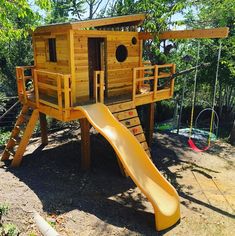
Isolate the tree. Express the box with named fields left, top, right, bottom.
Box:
left=47, top=0, right=110, bottom=23
left=184, top=0, right=235, bottom=137
left=229, top=120, right=235, bottom=145
left=47, top=0, right=73, bottom=23
left=0, top=0, right=51, bottom=95
left=0, top=0, right=51, bottom=42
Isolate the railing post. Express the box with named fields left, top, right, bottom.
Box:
left=34, top=70, right=40, bottom=108
left=16, top=67, right=22, bottom=101
left=93, top=71, right=98, bottom=102
left=64, top=75, right=70, bottom=119
left=153, top=65, right=159, bottom=99
left=133, top=68, right=137, bottom=102
left=99, top=71, right=104, bottom=103
left=170, top=64, right=176, bottom=96
left=21, top=68, right=27, bottom=103
left=57, top=74, right=62, bottom=116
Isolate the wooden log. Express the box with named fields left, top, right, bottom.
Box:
left=80, top=118, right=91, bottom=170
left=39, top=112, right=48, bottom=145
left=138, top=27, right=229, bottom=40
left=145, top=103, right=155, bottom=147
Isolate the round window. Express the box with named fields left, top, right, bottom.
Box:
left=131, top=37, right=137, bottom=45
left=116, top=45, right=128, bottom=62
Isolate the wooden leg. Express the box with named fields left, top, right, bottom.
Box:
left=80, top=118, right=91, bottom=171
left=39, top=112, right=48, bottom=145
left=11, top=110, right=39, bottom=167
left=145, top=103, right=155, bottom=147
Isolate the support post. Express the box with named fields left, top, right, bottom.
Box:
left=39, top=112, right=48, bottom=145
left=80, top=118, right=91, bottom=170
left=145, top=103, right=155, bottom=147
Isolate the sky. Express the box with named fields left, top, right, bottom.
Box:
left=30, top=0, right=186, bottom=29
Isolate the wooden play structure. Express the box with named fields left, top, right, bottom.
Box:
left=1, top=14, right=229, bottom=231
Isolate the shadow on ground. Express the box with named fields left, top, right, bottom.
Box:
left=4, top=133, right=158, bottom=235
left=2, top=131, right=234, bottom=235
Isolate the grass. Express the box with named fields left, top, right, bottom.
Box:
left=156, top=122, right=174, bottom=131
left=0, top=203, right=19, bottom=236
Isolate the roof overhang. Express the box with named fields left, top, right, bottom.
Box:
left=34, top=14, right=145, bottom=33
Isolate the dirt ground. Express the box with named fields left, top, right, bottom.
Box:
left=0, top=128, right=234, bottom=236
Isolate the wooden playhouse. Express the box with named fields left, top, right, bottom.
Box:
left=1, top=14, right=228, bottom=168
left=1, top=13, right=229, bottom=232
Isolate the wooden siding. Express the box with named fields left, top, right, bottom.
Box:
left=33, top=32, right=70, bottom=100
left=34, top=32, right=70, bottom=73
left=73, top=35, right=89, bottom=103
left=73, top=30, right=140, bottom=103
left=107, top=33, right=139, bottom=98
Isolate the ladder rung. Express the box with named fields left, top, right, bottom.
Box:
left=6, top=148, right=16, bottom=156
left=11, top=136, right=21, bottom=145
left=17, top=113, right=30, bottom=122
left=22, top=114, right=31, bottom=122
left=15, top=124, right=25, bottom=131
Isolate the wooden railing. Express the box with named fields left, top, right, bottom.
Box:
left=93, top=70, right=105, bottom=103
left=34, top=70, right=72, bottom=118
left=133, top=64, right=175, bottom=103
left=16, top=66, right=72, bottom=119
left=16, top=66, right=35, bottom=103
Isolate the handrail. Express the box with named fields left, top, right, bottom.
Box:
left=0, top=101, right=20, bottom=121
left=93, top=70, right=105, bottom=103
left=132, top=64, right=176, bottom=102
left=33, top=69, right=71, bottom=118
left=16, top=66, right=35, bottom=103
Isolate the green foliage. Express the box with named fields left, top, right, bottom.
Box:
left=46, top=0, right=76, bottom=23
left=1, top=223, right=19, bottom=236
left=0, top=204, right=19, bottom=236
left=0, top=204, right=9, bottom=218
left=0, top=131, right=11, bottom=146
left=0, top=0, right=51, bottom=43
left=0, top=0, right=51, bottom=98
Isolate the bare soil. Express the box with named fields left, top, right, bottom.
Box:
left=0, top=129, right=234, bottom=236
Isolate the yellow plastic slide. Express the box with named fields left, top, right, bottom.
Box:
left=75, top=103, right=180, bottom=231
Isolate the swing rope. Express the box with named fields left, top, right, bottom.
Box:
left=188, top=41, right=222, bottom=152
left=189, top=41, right=200, bottom=139
left=208, top=40, right=222, bottom=146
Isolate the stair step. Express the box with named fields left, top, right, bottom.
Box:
left=108, top=101, right=135, bottom=113
left=113, top=109, right=138, bottom=121
left=140, top=141, right=149, bottom=150
left=134, top=133, right=146, bottom=143
left=120, top=117, right=140, bottom=128
left=129, top=125, right=143, bottom=135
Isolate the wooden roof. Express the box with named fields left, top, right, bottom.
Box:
left=34, top=14, right=145, bottom=33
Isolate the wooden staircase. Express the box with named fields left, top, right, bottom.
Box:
left=108, top=101, right=151, bottom=157
left=1, top=105, right=39, bottom=167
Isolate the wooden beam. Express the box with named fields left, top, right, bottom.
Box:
left=39, top=112, right=48, bottom=145
left=35, top=14, right=145, bottom=33
left=80, top=118, right=91, bottom=171
left=68, top=29, right=76, bottom=106
left=138, top=27, right=229, bottom=40
left=11, top=109, right=39, bottom=167
left=145, top=103, right=155, bottom=147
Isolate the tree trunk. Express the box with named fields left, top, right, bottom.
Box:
left=229, top=120, right=235, bottom=146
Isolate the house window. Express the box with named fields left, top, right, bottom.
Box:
left=47, top=38, right=57, bottom=62
left=116, top=45, right=128, bottom=62
left=132, top=37, right=137, bottom=45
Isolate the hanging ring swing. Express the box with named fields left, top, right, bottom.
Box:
left=188, top=40, right=222, bottom=152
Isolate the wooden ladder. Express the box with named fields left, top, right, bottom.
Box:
left=1, top=105, right=39, bottom=167
left=108, top=101, right=151, bottom=176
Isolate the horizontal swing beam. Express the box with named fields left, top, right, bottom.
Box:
left=139, top=27, right=229, bottom=40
